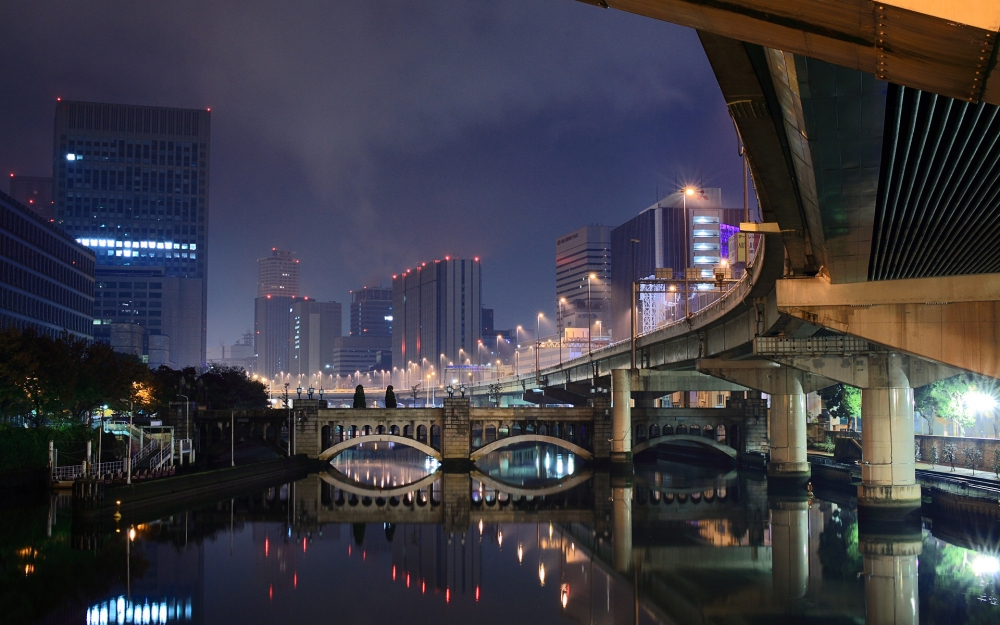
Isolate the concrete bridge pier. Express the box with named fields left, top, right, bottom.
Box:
left=860, top=530, right=921, bottom=625
left=610, top=369, right=633, bottom=467
left=697, top=360, right=834, bottom=488
left=770, top=497, right=809, bottom=602
left=857, top=355, right=920, bottom=517
left=756, top=348, right=956, bottom=518
left=611, top=479, right=633, bottom=573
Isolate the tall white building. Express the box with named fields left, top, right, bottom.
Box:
left=258, top=248, right=299, bottom=297
left=555, top=225, right=611, bottom=339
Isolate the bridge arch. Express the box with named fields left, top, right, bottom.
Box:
left=469, top=434, right=594, bottom=462
left=632, top=434, right=737, bottom=461
left=318, top=434, right=442, bottom=462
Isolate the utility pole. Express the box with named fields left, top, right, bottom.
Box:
left=630, top=238, right=639, bottom=370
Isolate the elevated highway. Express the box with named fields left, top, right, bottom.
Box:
left=472, top=1, right=1000, bottom=518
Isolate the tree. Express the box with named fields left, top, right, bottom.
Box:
left=384, top=385, right=397, bottom=409
left=818, top=384, right=861, bottom=428
left=914, top=374, right=991, bottom=436
left=963, top=446, right=983, bottom=475
left=942, top=443, right=958, bottom=471
left=353, top=385, right=366, bottom=409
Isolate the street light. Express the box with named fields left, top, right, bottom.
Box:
left=178, top=394, right=190, bottom=466
left=586, top=274, right=596, bottom=357
left=558, top=298, right=566, bottom=365
left=630, top=237, right=639, bottom=370
left=536, top=313, right=544, bottom=382
left=683, top=187, right=695, bottom=271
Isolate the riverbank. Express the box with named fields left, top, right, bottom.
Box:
left=74, top=455, right=315, bottom=521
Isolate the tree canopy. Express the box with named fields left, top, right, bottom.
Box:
left=0, top=328, right=266, bottom=427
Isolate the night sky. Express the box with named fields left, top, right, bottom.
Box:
left=0, top=0, right=750, bottom=347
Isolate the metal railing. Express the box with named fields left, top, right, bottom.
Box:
left=52, top=465, right=84, bottom=481
left=132, top=439, right=159, bottom=467
left=93, top=460, right=125, bottom=475
left=147, top=447, right=172, bottom=472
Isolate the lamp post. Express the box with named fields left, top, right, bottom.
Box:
left=126, top=398, right=134, bottom=485
left=536, top=313, right=544, bottom=382
left=630, top=237, right=639, bottom=370
left=558, top=298, right=566, bottom=365
left=178, top=393, right=190, bottom=465
left=587, top=274, right=596, bottom=357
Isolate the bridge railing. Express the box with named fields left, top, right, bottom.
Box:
left=565, top=234, right=765, bottom=362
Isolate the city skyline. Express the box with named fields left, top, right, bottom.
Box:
left=0, top=1, right=754, bottom=349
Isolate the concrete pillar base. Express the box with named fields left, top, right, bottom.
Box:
left=857, top=483, right=922, bottom=520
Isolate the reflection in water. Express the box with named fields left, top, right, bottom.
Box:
left=328, top=444, right=438, bottom=488
left=6, top=447, right=1000, bottom=624
left=475, top=443, right=578, bottom=485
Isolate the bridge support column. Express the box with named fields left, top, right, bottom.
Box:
left=698, top=360, right=832, bottom=488
left=442, top=399, right=472, bottom=471
left=858, top=354, right=920, bottom=518
left=611, top=479, right=632, bottom=573
left=768, top=388, right=809, bottom=485
left=861, top=530, right=921, bottom=625
left=770, top=497, right=809, bottom=602
left=611, top=369, right=632, bottom=466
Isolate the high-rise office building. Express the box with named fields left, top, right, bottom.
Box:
left=254, top=294, right=294, bottom=378
left=258, top=249, right=299, bottom=297
left=349, top=285, right=391, bottom=338
left=610, top=188, right=742, bottom=340
left=9, top=175, right=54, bottom=220
left=392, top=258, right=482, bottom=369
left=0, top=190, right=94, bottom=339
left=555, top=225, right=611, bottom=338
left=289, top=299, right=342, bottom=377
left=92, top=266, right=202, bottom=368
left=52, top=100, right=211, bottom=367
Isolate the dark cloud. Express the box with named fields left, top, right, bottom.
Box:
left=0, top=0, right=747, bottom=344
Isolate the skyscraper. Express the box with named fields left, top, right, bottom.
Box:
left=610, top=188, right=742, bottom=340
left=254, top=294, right=294, bottom=378
left=290, top=299, right=342, bottom=377
left=392, top=258, right=482, bottom=371
left=555, top=225, right=611, bottom=339
left=0, top=190, right=94, bottom=339
left=349, top=285, right=391, bottom=338
left=258, top=249, right=299, bottom=297
left=52, top=100, right=210, bottom=367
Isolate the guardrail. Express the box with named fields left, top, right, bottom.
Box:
left=147, top=447, right=172, bottom=472
left=52, top=465, right=84, bottom=481
left=132, top=439, right=159, bottom=466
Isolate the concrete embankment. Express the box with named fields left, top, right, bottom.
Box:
left=74, top=455, right=316, bottom=521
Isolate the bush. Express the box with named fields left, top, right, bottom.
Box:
left=810, top=436, right=836, bottom=453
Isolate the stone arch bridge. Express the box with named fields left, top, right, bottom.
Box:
left=190, top=397, right=762, bottom=468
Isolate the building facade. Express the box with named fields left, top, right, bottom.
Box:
left=289, top=299, right=342, bottom=378
left=332, top=335, right=391, bottom=376
left=92, top=265, right=202, bottom=368
left=555, top=225, right=611, bottom=339
left=254, top=295, right=294, bottom=378
left=349, top=285, right=391, bottom=338
left=392, top=258, right=481, bottom=371
left=9, top=175, right=54, bottom=220
left=258, top=248, right=299, bottom=297
left=52, top=100, right=210, bottom=367
left=0, top=190, right=94, bottom=339
left=610, top=189, right=742, bottom=340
